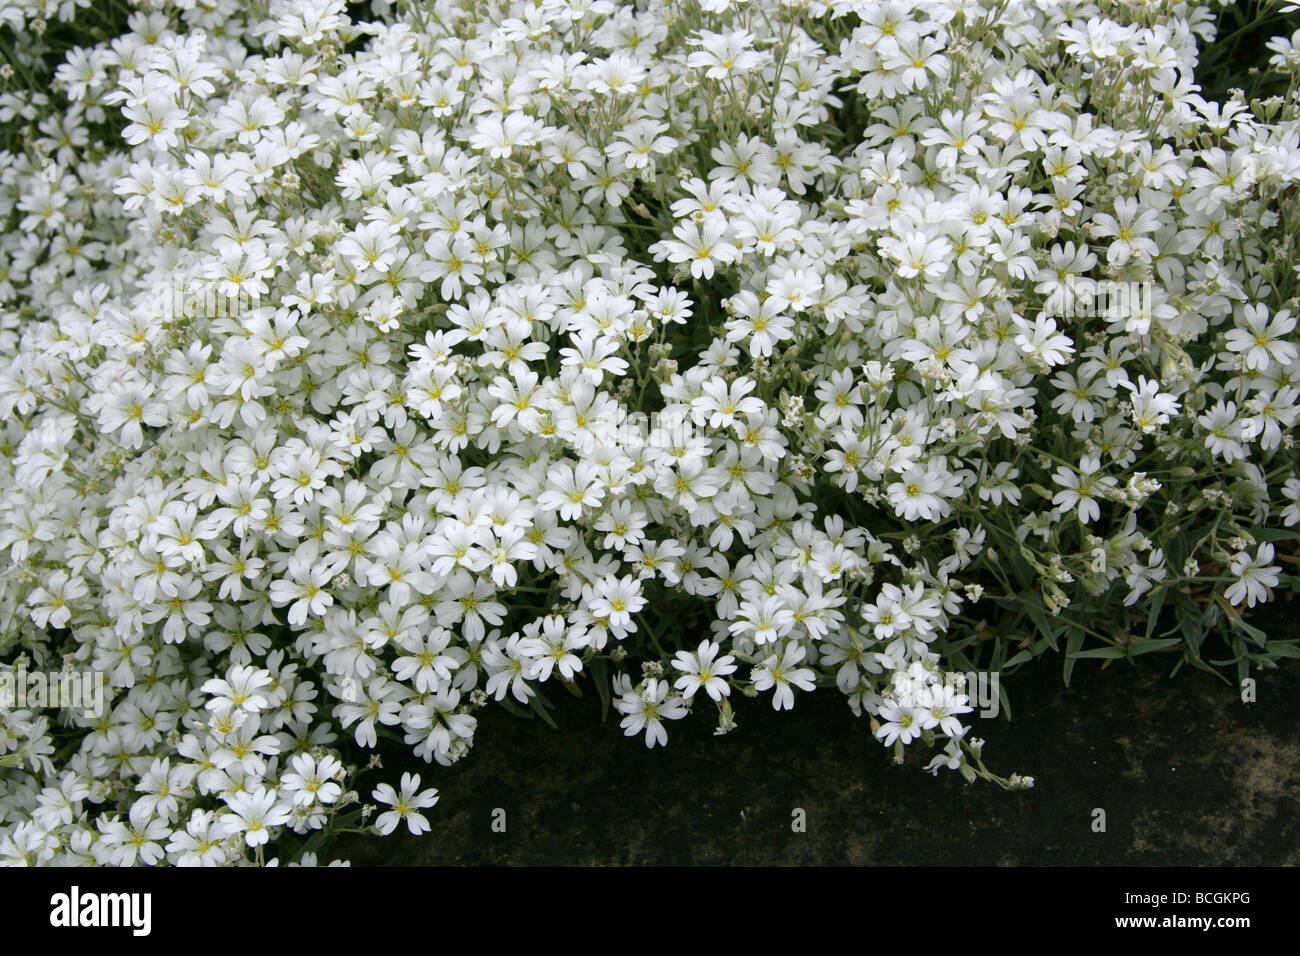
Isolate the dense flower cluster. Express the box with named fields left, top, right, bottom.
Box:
left=1, top=0, right=1298, bottom=865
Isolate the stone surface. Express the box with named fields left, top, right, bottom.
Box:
left=336, top=603, right=1300, bottom=865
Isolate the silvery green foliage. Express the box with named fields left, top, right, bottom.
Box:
left=0, top=0, right=1298, bottom=864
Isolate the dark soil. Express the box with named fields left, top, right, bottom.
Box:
left=334, top=603, right=1300, bottom=866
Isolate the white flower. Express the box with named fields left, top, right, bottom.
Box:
left=751, top=642, right=816, bottom=711
left=202, top=665, right=274, bottom=718
left=269, top=548, right=336, bottom=626
left=615, top=678, right=688, bottom=748
left=372, top=773, right=440, bottom=836
left=876, top=700, right=922, bottom=746
left=1225, top=544, right=1281, bottom=608
left=671, top=640, right=737, bottom=702
left=649, top=218, right=742, bottom=280
left=1051, top=458, right=1118, bottom=524
left=219, top=788, right=292, bottom=848
left=1224, top=304, right=1298, bottom=371
left=887, top=465, right=948, bottom=522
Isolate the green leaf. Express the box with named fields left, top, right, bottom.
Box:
left=1023, top=597, right=1053, bottom=641
left=590, top=657, right=611, bottom=722
left=1143, top=590, right=1167, bottom=641
left=1126, top=638, right=1182, bottom=655
left=1003, top=649, right=1034, bottom=668
left=529, top=691, right=559, bottom=730
left=1069, top=646, right=1127, bottom=660
left=1064, top=631, right=1085, bottom=685
left=496, top=698, right=533, bottom=721
left=1250, top=527, right=1300, bottom=543
left=1230, top=614, right=1269, bottom=648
